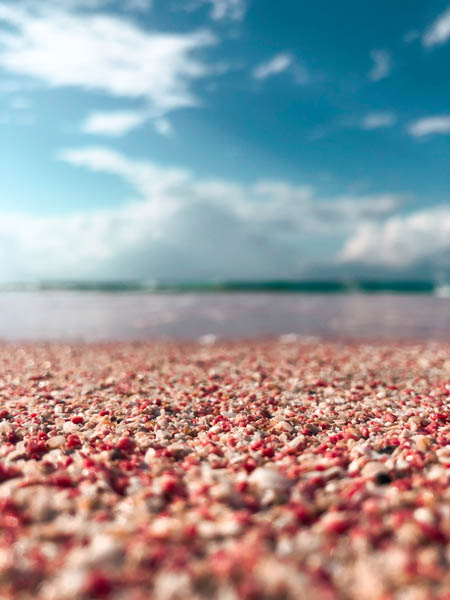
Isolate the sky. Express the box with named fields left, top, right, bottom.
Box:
left=0, top=0, right=450, bottom=282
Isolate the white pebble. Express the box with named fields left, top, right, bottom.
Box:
left=249, top=467, right=290, bottom=493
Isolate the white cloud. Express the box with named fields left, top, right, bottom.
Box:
left=59, top=147, right=191, bottom=196
left=408, top=115, right=450, bottom=137
left=253, top=53, right=293, bottom=80
left=423, top=6, right=450, bottom=47
left=190, top=0, right=247, bottom=21
left=361, top=111, right=396, bottom=130
left=0, top=146, right=406, bottom=281
left=340, top=206, right=450, bottom=267
left=81, top=110, right=174, bottom=139
left=82, top=110, right=149, bottom=136
left=252, top=52, right=309, bottom=84
left=209, top=0, right=246, bottom=21
left=368, top=49, right=392, bottom=82
left=0, top=3, right=216, bottom=134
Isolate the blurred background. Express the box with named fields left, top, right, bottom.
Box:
left=0, top=0, right=449, bottom=341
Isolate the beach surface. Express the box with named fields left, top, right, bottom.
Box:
left=1, top=339, right=450, bottom=599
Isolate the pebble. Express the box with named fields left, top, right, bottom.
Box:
left=413, top=435, right=431, bottom=452
left=63, top=421, right=79, bottom=433
left=436, top=446, right=450, bottom=465
left=361, top=461, right=389, bottom=479
left=249, top=467, right=290, bottom=493
left=47, top=435, right=66, bottom=449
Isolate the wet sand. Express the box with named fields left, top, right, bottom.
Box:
left=1, top=339, right=450, bottom=599
left=0, top=291, right=449, bottom=341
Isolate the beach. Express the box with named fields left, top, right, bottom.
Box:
left=1, top=338, right=450, bottom=599
left=3, top=0, right=450, bottom=598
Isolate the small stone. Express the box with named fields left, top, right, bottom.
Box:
left=275, top=420, right=293, bottom=433
left=249, top=467, right=290, bottom=494
left=144, top=447, right=155, bottom=464
left=414, top=435, right=431, bottom=452
left=63, top=421, right=78, bottom=433
left=414, top=507, right=435, bottom=525
left=47, top=435, right=66, bottom=449
left=436, top=446, right=450, bottom=465
left=361, top=461, right=388, bottom=479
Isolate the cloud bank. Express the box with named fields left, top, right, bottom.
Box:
left=0, top=146, right=446, bottom=281
left=340, top=206, right=450, bottom=269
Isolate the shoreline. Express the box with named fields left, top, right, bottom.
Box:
left=0, top=292, right=448, bottom=343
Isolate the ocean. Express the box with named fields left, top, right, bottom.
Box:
left=0, top=286, right=448, bottom=342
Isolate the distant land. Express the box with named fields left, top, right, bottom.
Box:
left=0, top=280, right=449, bottom=295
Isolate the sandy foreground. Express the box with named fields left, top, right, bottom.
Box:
left=0, top=340, right=450, bottom=600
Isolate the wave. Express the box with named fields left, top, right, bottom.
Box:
left=0, top=279, right=446, bottom=294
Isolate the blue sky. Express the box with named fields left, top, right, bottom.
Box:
left=0, top=0, right=449, bottom=281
